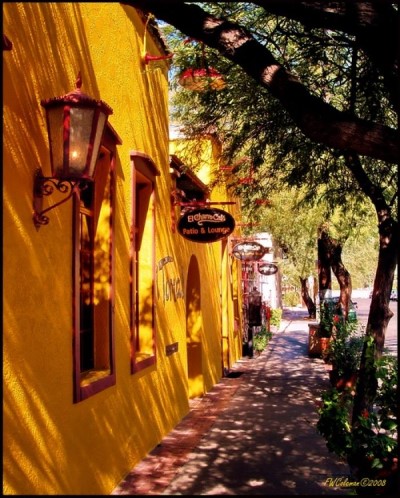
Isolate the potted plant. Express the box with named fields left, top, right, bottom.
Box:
left=308, top=323, right=332, bottom=357
left=308, top=304, right=333, bottom=357
left=253, top=326, right=272, bottom=355
left=269, top=308, right=282, bottom=332
left=327, top=319, right=364, bottom=390
left=308, top=299, right=337, bottom=357
left=177, top=39, right=226, bottom=92
left=328, top=335, right=363, bottom=389
left=178, top=67, right=225, bottom=91
left=317, top=354, right=398, bottom=495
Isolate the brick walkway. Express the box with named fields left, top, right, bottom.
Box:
left=112, top=366, right=248, bottom=495
left=112, top=308, right=350, bottom=495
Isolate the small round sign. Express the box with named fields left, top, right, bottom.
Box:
left=232, top=241, right=266, bottom=261
left=258, top=263, right=278, bottom=275
left=177, top=208, right=235, bottom=243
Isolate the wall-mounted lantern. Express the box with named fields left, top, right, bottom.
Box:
left=232, top=241, right=267, bottom=261
left=33, top=73, right=113, bottom=229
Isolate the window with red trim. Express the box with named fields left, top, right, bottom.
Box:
left=73, top=140, right=116, bottom=402
left=130, top=153, right=159, bottom=373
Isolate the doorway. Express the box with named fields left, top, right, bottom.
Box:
left=186, top=255, right=204, bottom=398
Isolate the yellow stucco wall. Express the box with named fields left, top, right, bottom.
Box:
left=3, top=3, right=243, bottom=495
left=169, top=137, right=244, bottom=373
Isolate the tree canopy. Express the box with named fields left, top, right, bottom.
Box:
left=127, top=1, right=399, bottom=166
left=129, top=0, right=397, bottom=339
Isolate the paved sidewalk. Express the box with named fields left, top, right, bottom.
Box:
left=112, top=308, right=350, bottom=495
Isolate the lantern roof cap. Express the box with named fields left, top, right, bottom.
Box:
left=41, top=72, right=113, bottom=115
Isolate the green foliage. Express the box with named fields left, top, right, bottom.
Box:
left=253, top=326, right=273, bottom=352
left=374, top=355, right=398, bottom=425
left=250, top=188, right=322, bottom=293
left=162, top=5, right=397, bottom=215
left=282, top=291, right=300, bottom=307
left=317, top=355, right=398, bottom=489
left=329, top=329, right=364, bottom=377
left=318, top=297, right=358, bottom=338
left=341, top=214, right=380, bottom=289
left=317, top=388, right=354, bottom=459
left=161, top=6, right=396, bottom=296
left=318, top=302, right=336, bottom=338
left=270, top=308, right=282, bottom=328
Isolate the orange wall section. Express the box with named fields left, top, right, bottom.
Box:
left=3, top=3, right=243, bottom=495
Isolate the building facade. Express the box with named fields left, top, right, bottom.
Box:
left=3, top=3, right=244, bottom=494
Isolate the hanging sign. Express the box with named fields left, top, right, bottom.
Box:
left=177, top=208, right=235, bottom=243
left=232, top=241, right=266, bottom=261
left=258, top=263, right=278, bottom=275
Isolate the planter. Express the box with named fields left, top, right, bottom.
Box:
left=308, top=324, right=320, bottom=355
left=308, top=324, right=330, bottom=357
left=320, top=338, right=331, bottom=358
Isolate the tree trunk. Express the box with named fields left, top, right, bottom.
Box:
left=300, top=277, right=316, bottom=318
left=318, top=228, right=352, bottom=317
left=365, top=214, right=397, bottom=358
left=317, top=228, right=332, bottom=301
left=329, top=238, right=352, bottom=319
left=343, top=153, right=397, bottom=358
left=352, top=212, right=397, bottom=424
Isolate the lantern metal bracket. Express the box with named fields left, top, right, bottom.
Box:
left=32, top=168, right=88, bottom=230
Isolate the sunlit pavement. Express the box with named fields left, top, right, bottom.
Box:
left=112, top=308, right=353, bottom=495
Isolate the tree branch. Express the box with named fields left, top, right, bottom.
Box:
left=126, top=1, right=399, bottom=163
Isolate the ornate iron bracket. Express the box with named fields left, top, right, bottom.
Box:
left=32, top=168, right=89, bottom=230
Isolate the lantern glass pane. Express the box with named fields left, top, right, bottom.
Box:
left=47, top=108, right=64, bottom=177
left=69, top=107, right=94, bottom=178
left=88, top=111, right=107, bottom=177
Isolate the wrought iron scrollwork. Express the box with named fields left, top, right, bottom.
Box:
left=32, top=168, right=89, bottom=229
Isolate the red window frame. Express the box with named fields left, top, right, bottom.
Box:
left=72, top=125, right=120, bottom=402
left=130, top=151, right=160, bottom=373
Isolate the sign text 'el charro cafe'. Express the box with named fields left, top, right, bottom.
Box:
left=177, top=207, right=235, bottom=243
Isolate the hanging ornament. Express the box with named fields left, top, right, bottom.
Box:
left=178, top=67, right=225, bottom=91
left=178, top=39, right=226, bottom=92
